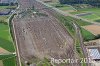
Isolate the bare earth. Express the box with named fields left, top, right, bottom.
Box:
left=0, top=47, right=10, bottom=54
left=82, top=25, right=100, bottom=35
left=13, top=0, right=81, bottom=66
left=13, top=12, right=75, bottom=62
left=0, top=60, right=3, bottom=66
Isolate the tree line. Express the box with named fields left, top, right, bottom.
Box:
left=0, top=2, right=18, bottom=6
left=59, top=0, right=100, bottom=7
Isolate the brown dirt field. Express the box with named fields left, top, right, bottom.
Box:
left=13, top=0, right=81, bottom=66
left=0, top=47, right=10, bottom=54
left=82, top=25, right=100, bottom=35
left=0, top=60, right=3, bottom=66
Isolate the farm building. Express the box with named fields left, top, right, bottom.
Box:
left=89, top=48, right=100, bottom=61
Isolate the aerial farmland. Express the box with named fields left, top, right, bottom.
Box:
left=0, top=0, right=100, bottom=66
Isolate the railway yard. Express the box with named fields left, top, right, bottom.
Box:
left=12, top=0, right=81, bottom=66
left=0, top=0, right=100, bottom=66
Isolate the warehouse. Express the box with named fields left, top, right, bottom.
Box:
left=89, top=48, right=100, bottom=61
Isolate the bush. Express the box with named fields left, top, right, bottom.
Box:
left=0, top=3, right=9, bottom=6
left=55, top=5, right=64, bottom=8
left=8, top=14, right=16, bottom=41
left=95, top=34, right=100, bottom=39
left=95, top=19, right=100, bottom=22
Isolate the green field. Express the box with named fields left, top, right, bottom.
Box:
left=70, top=8, right=100, bottom=21
left=71, top=7, right=100, bottom=15
left=3, top=56, right=16, bottom=66
left=81, top=28, right=95, bottom=41
left=0, top=22, right=16, bottom=66
left=0, top=54, right=16, bottom=66
left=64, top=16, right=95, bottom=41
left=54, top=12, right=92, bottom=36
left=0, top=24, right=15, bottom=52
left=95, top=19, right=100, bottom=22
left=55, top=14, right=75, bottom=35
left=65, top=16, right=91, bottom=26
left=81, top=14, right=100, bottom=21
left=58, top=6, right=73, bottom=11
left=0, top=6, right=17, bottom=9
left=66, top=16, right=96, bottom=41
left=49, top=3, right=75, bottom=11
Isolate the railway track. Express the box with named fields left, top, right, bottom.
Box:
left=12, top=0, right=82, bottom=66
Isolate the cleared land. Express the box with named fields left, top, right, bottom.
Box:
left=13, top=13, right=74, bottom=59
left=13, top=0, right=81, bottom=66
left=82, top=25, right=100, bottom=35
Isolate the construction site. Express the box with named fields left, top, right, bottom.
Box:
left=12, top=0, right=81, bottom=66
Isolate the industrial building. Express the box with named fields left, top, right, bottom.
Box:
left=89, top=48, right=100, bottom=61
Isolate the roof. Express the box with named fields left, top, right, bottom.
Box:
left=89, top=48, right=100, bottom=60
